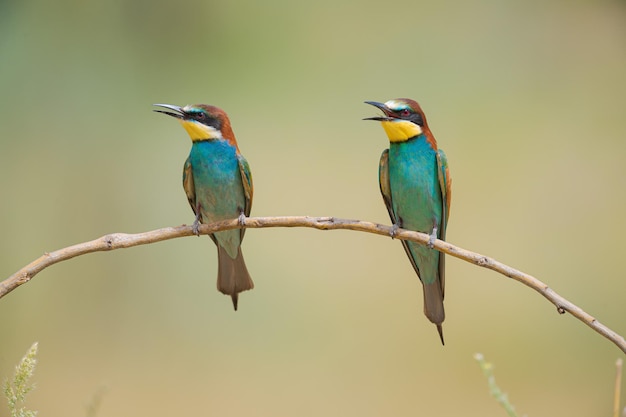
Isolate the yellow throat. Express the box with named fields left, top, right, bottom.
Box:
left=380, top=120, right=422, bottom=142
left=178, top=120, right=222, bottom=141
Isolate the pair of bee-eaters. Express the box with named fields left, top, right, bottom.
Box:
left=154, top=98, right=451, bottom=344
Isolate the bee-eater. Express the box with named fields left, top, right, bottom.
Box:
left=364, top=98, right=451, bottom=345
left=154, top=103, right=254, bottom=310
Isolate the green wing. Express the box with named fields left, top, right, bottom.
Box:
left=237, top=154, right=254, bottom=239
left=435, top=148, right=451, bottom=297
left=436, top=149, right=451, bottom=241
left=379, top=149, right=423, bottom=281
left=378, top=149, right=395, bottom=224
left=182, top=157, right=197, bottom=216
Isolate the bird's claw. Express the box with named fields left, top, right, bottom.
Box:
left=390, top=224, right=400, bottom=239
left=192, top=219, right=201, bottom=236
left=427, top=226, right=438, bottom=249
left=238, top=212, right=246, bottom=227
left=191, top=207, right=202, bottom=236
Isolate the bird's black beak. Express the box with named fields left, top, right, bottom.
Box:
left=153, top=103, right=185, bottom=119
left=363, top=101, right=393, bottom=121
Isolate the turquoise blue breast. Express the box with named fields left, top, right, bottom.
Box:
left=189, top=139, right=245, bottom=258
left=388, top=135, right=442, bottom=283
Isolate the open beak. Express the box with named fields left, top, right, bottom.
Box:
left=153, top=103, right=185, bottom=119
left=363, top=101, right=394, bottom=121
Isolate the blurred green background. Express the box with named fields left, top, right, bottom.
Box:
left=1, top=0, right=625, bottom=415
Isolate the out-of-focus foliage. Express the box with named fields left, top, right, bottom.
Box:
left=4, top=343, right=38, bottom=417
left=1, top=0, right=625, bottom=415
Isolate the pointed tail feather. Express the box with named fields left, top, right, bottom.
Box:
left=436, top=324, right=445, bottom=345
left=422, top=282, right=445, bottom=345
left=216, top=245, right=254, bottom=310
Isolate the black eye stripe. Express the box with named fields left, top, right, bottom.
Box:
left=392, top=108, right=424, bottom=126
left=184, top=109, right=223, bottom=131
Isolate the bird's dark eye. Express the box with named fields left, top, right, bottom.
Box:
left=196, top=112, right=206, bottom=120
left=400, top=109, right=411, bottom=117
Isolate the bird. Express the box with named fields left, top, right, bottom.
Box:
left=364, top=98, right=451, bottom=344
left=153, top=103, right=254, bottom=310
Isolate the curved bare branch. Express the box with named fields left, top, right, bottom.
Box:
left=1, top=216, right=624, bottom=354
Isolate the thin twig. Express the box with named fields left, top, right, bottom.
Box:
left=1, top=216, right=624, bottom=354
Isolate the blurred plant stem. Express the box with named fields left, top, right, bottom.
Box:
left=474, top=353, right=522, bottom=417
left=85, top=385, right=107, bottom=417
left=615, top=358, right=623, bottom=417
left=4, top=342, right=38, bottom=417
